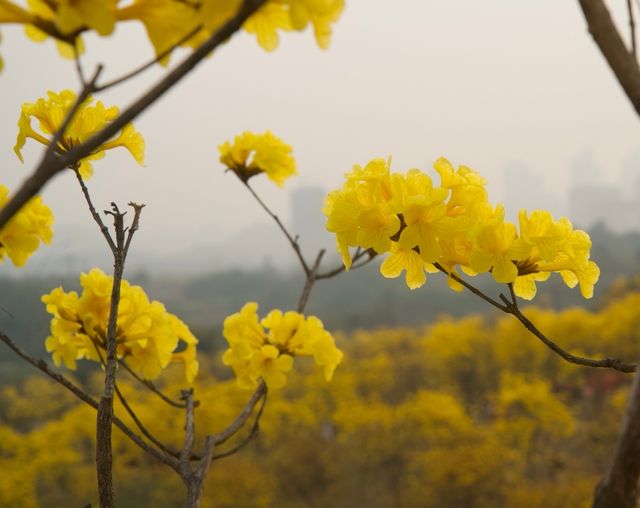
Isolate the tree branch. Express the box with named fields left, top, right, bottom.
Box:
left=243, top=181, right=310, bottom=275
left=578, top=0, right=640, bottom=116
left=593, top=363, right=640, bottom=507
left=211, top=381, right=267, bottom=446
left=0, top=330, right=178, bottom=470
left=0, top=0, right=267, bottom=231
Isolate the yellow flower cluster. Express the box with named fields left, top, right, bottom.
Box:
left=222, top=302, right=343, bottom=389
left=219, top=131, right=297, bottom=187
left=14, top=90, right=144, bottom=179
left=324, top=157, right=600, bottom=300
left=0, top=0, right=343, bottom=63
left=42, top=268, right=199, bottom=382
left=0, top=185, right=54, bottom=267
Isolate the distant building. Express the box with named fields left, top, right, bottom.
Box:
left=568, top=150, right=640, bottom=232
left=501, top=162, right=561, bottom=220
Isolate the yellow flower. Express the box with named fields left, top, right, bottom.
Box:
left=468, top=206, right=531, bottom=283
left=287, top=0, right=344, bottom=49
left=14, top=90, right=144, bottom=179
left=219, top=131, right=296, bottom=187
left=42, top=268, right=198, bottom=382
left=52, top=0, right=116, bottom=36
left=116, top=0, right=203, bottom=66
left=243, top=2, right=292, bottom=51
left=513, top=210, right=600, bottom=300
left=250, top=345, right=293, bottom=389
left=0, top=184, right=54, bottom=267
left=222, top=302, right=342, bottom=389
left=22, top=0, right=86, bottom=58
left=380, top=241, right=434, bottom=290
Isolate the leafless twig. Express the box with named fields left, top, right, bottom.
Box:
left=243, top=181, right=311, bottom=275
left=0, top=0, right=267, bottom=231
left=212, top=381, right=267, bottom=446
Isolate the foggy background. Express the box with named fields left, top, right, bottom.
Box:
left=1, top=0, right=639, bottom=277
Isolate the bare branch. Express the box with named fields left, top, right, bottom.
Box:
left=211, top=381, right=267, bottom=446
left=179, top=389, right=197, bottom=462
left=297, top=250, right=325, bottom=313
left=96, top=204, right=128, bottom=508
left=243, top=181, right=310, bottom=275
left=114, top=383, right=180, bottom=458
left=0, top=330, right=178, bottom=470
left=120, top=360, right=186, bottom=408
left=499, top=292, right=635, bottom=373
left=593, top=364, right=640, bottom=507
left=95, top=26, right=203, bottom=92
left=578, top=0, right=640, bottom=116
left=629, top=0, right=637, bottom=58
left=212, top=389, right=267, bottom=460
left=75, top=171, right=116, bottom=253
left=316, top=248, right=377, bottom=280
left=0, top=0, right=267, bottom=231
left=433, top=262, right=509, bottom=312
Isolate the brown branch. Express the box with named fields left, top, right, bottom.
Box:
left=120, top=360, right=186, bottom=408
left=73, top=44, right=88, bottom=87
left=316, top=248, right=377, bottom=280
left=114, top=383, right=180, bottom=458
left=212, top=389, right=267, bottom=460
left=211, top=381, right=267, bottom=445
left=629, top=0, right=637, bottom=58
left=593, top=363, right=640, bottom=507
left=497, top=291, right=635, bottom=373
left=578, top=0, right=640, bottom=116
left=0, top=0, right=267, bottom=231
left=75, top=171, right=116, bottom=253
left=433, top=262, right=509, bottom=312
left=94, top=25, right=204, bottom=92
left=297, top=250, right=325, bottom=313
left=243, top=181, right=310, bottom=275
left=179, top=389, right=197, bottom=463
left=96, top=204, right=127, bottom=508
left=0, top=330, right=178, bottom=470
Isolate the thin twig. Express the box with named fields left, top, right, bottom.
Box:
left=0, top=330, right=178, bottom=470
left=316, top=248, right=376, bottom=280
left=243, top=181, right=310, bottom=275
left=297, top=250, right=325, bottom=313
left=433, top=262, right=509, bottom=312
left=95, top=25, right=203, bottom=92
left=497, top=292, right=635, bottom=373
left=212, top=389, right=267, bottom=460
left=0, top=0, right=267, bottom=231
left=211, top=381, right=267, bottom=445
left=123, top=202, right=145, bottom=256
left=73, top=44, right=87, bottom=87
left=120, top=360, right=186, bottom=408
left=114, top=383, right=180, bottom=458
left=75, top=171, right=116, bottom=253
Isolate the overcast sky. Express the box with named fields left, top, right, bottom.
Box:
left=1, top=0, right=639, bottom=274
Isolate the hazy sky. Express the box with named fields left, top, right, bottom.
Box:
left=1, top=0, right=639, bottom=273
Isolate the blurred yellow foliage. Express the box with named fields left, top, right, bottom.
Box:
left=2, top=289, right=640, bottom=507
